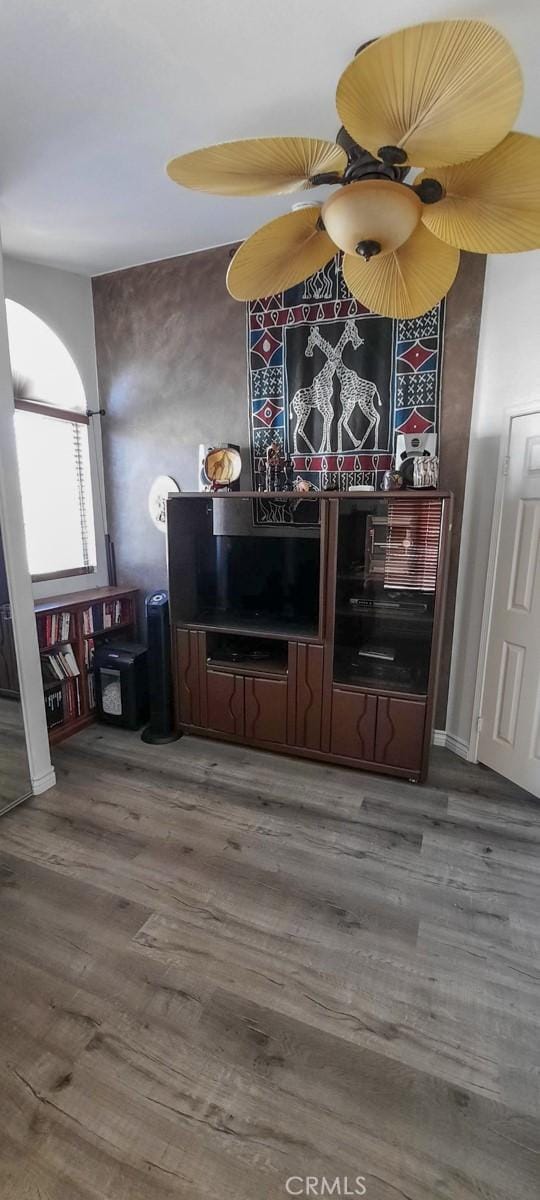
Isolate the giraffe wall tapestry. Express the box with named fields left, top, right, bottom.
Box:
left=247, top=254, right=445, bottom=525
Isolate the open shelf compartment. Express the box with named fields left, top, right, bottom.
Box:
left=205, top=631, right=288, bottom=677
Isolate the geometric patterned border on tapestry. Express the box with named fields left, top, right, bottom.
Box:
left=247, top=253, right=445, bottom=524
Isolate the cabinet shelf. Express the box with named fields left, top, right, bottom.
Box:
left=38, top=640, right=72, bottom=653
left=332, top=678, right=427, bottom=702
left=333, top=670, right=427, bottom=699
left=83, top=621, right=133, bottom=640
left=184, top=614, right=320, bottom=642
left=335, top=606, right=431, bottom=627
left=207, top=656, right=287, bottom=678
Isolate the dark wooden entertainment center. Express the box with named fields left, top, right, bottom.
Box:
left=167, top=491, right=452, bottom=782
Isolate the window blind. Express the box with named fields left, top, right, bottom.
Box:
left=14, top=408, right=96, bottom=579
left=384, top=498, right=442, bottom=592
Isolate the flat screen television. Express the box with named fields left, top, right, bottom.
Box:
left=167, top=497, right=321, bottom=637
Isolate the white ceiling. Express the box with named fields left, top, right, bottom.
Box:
left=1, top=0, right=538, bottom=276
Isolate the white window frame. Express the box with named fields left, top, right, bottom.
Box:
left=5, top=298, right=109, bottom=599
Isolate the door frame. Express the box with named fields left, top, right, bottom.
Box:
left=469, top=400, right=540, bottom=763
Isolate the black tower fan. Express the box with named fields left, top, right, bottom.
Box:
left=141, top=590, right=181, bottom=744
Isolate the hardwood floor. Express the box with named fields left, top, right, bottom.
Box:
left=0, top=695, right=31, bottom=813
left=0, top=725, right=539, bottom=1199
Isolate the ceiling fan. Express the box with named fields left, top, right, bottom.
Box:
left=167, top=19, right=540, bottom=320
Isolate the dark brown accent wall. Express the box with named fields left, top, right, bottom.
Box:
left=92, top=246, right=485, bottom=727
left=436, top=252, right=486, bottom=725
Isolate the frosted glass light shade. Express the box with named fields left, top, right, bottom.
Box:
left=322, top=180, right=421, bottom=257
left=342, top=223, right=460, bottom=319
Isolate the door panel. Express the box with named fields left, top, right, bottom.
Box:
left=244, top=676, right=287, bottom=744
left=206, top=670, right=243, bottom=736
left=375, top=697, right=426, bottom=774
left=479, top=412, right=540, bottom=795
left=330, top=689, right=377, bottom=761
left=508, top=499, right=540, bottom=612
left=295, top=643, right=324, bottom=750
left=493, top=641, right=525, bottom=747
left=176, top=629, right=201, bottom=726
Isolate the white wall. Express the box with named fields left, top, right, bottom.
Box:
left=446, top=250, right=540, bottom=751
left=0, top=243, right=55, bottom=794
left=3, top=255, right=108, bottom=597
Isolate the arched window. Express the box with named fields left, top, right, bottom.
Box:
left=6, top=300, right=96, bottom=581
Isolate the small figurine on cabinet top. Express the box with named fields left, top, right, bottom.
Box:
left=283, top=454, right=295, bottom=491
left=265, top=440, right=283, bottom=491
left=381, top=469, right=403, bottom=491
left=413, top=454, right=439, bottom=488
left=293, top=477, right=314, bottom=493
left=399, top=431, right=438, bottom=488
left=391, top=430, right=439, bottom=489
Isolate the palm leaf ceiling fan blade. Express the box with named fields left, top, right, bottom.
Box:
left=227, top=206, right=337, bottom=300
left=342, top=223, right=460, bottom=319
left=418, top=133, right=540, bottom=253
left=336, top=20, right=522, bottom=169
left=167, top=137, right=347, bottom=196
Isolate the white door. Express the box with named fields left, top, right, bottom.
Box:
left=478, top=411, right=540, bottom=797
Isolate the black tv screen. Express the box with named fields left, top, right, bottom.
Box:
left=199, top=534, right=320, bottom=629
left=167, top=497, right=321, bottom=636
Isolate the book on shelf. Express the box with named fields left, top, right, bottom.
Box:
left=43, top=675, right=80, bottom=727
left=87, top=672, right=96, bottom=711
left=65, top=677, right=81, bottom=721
left=44, top=684, right=64, bottom=728
left=84, top=637, right=95, bottom=671
left=82, top=598, right=131, bottom=634
left=40, top=642, right=80, bottom=684
left=36, top=610, right=72, bottom=648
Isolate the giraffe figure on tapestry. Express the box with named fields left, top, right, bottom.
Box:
left=307, top=320, right=382, bottom=452
left=290, top=326, right=338, bottom=455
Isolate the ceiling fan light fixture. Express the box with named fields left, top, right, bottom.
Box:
left=322, top=179, right=421, bottom=257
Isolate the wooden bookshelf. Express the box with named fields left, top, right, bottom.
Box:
left=35, top=585, right=138, bottom=745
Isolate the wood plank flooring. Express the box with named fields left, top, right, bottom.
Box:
left=0, top=725, right=539, bottom=1199
left=0, top=694, right=31, bottom=812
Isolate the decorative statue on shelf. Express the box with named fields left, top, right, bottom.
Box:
left=381, top=430, right=439, bottom=490
left=397, top=431, right=439, bottom=489
left=283, top=455, right=294, bottom=491
left=265, top=440, right=283, bottom=491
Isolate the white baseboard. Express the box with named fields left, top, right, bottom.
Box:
left=433, top=729, right=470, bottom=760
left=31, top=767, right=56, bottom=795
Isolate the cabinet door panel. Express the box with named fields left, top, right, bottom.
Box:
left=330, top=689, right=377, bottom=761
left=295, top=643, right=324, bottom=750
left=176, top=629, right=201, bottom=726
left=375, top=697, right=426, bottom=773
left=245, top=676, right=287, bottom=745
left=206, top=670, right=243, bottom=736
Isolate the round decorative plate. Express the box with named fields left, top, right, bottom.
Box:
left=148, top=475, right=180, bottom=530
left=204, top=446, right=242, bottom=487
